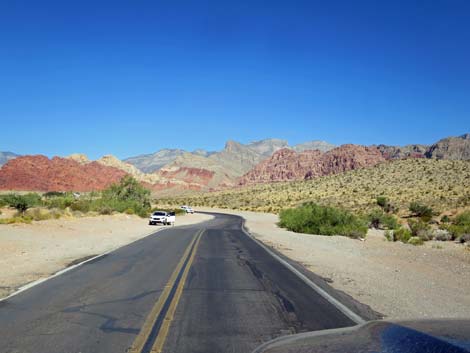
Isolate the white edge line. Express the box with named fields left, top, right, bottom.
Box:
left=251, top=321, right=368, bottom=353
left=0, top=227, right=165, bottom=303
left=240, top=220, right=366, bottom=325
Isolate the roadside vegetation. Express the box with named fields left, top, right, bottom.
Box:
left=0, top=176, right=153, bottom=224
left=278, top=203, right=368, bottom=238
left=159, top=159, right=470, bottom=243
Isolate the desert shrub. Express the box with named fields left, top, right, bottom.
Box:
left=432, top=229, right=452, bottom=241
left=394, top=227, right=412, bottom=243
left=26, top=208, right=53, bottom=221
left=43, top=191, right=66, bottom=198
left=368, top=210, right=399, bottom=230
left=440, top=215, right=451, bottom=223
left=1, top=193, right=42, bottom=214
left=455, top=211, right=470, bottom=227
left=70, top=200, right=91, bottom=213
left=376, top=196, right=396, bottom=213
left=384, top=230, right=393, bottom=241
left=44, top=194, right=75, bottom=209
left=98, top=206, right=114, bottom=215
left=0, top=215, right=33, bottom=224
left=409, top=202, right=433, bottom=221
left=376, top=196, right=388, bottom=208
left=408, top=219, right=433, bottom=241
left=443, top=211, right=470, bottom=241
left=278, top=203, right=368, bottom=238
left=408, top=237, right=424, bottom=246
left=124, top=208, right=135, bottom=215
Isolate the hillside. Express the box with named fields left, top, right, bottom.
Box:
left=0, top=155, right=127, bottom=192
left=159, top=159, right=470, bottom=214
left=239, top=144, right=385, bottom=184
left=426, top=133, right=470, bottom=160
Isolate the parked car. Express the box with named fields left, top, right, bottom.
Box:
left=149, top=211, right=175, bottom=226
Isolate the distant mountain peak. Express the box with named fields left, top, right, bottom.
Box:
left=0, top=151, right=20, bottom=167
left=224, top=140, right=243, bottom=151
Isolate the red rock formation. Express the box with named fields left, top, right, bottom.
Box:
left=158, top=167, right=215, bottom=186
left=0, top=155, right=127, bottom=192
left=239, top=145, right=385, bottom=185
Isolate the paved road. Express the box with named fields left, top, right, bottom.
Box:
left=0, top=213, right=358, bottom=353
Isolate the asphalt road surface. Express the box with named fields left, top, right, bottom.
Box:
left=0, top=213, right=360, bottom=353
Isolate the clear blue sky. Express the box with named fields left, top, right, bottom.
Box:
left=1, top=0, right=469, bottom=159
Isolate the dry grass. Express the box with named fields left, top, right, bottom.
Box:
left=158, top=159, right=470, bottom=215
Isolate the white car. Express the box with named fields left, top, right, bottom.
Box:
left=180, top=205, right=194, bottom=214
left=149, top=211, right=175, bottom=226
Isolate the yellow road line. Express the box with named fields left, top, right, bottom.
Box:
left=150, top=231, right=203, bottom=353
left=130, top=229, right=204, bottom=353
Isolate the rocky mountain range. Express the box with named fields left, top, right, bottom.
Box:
left=239, top=145, right=385, bottom=185
left=0, top=155, right=127, bottom=192
left=123, top=139, right=336, bottom=173
left=0, top=134, right=468, bottom=193
left=425, top=133, right=470, bottom=160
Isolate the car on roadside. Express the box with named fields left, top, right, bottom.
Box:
left=148, top=211, right=175, bottom=226
left=180, top=205, right=194, bottom=214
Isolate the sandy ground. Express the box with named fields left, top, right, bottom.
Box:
left=0, top=212, right=212, bottom=298
left=199, top=207, right=470, bottom=320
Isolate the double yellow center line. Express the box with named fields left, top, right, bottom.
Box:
left=130, top=229, right=204, bottom=353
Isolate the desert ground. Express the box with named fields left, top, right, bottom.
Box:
left=198, top=207, right=470, bottom=320
left=0, top=212, right=212, bottom=299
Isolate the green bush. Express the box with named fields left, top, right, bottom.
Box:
left=376, top=196, right=396, bottom=213
left=455, top=211, right=470, bottom=227
left=409, top=202, right=433, bottom=221
left=70, top=200, right=91, bottom=213
left=444, top=211, right=470, bottom=240
left=440, top=215, right=451, bottom=223
left=43, top=191, right=66, bottom=198
left=408, top=236, right=424, bottom=246
left=1, top=193, right=42, bottom=214
left=368, top=210, right=399, bottom=229
left=44, top=195, right=75, bottom=209
left=278, top=203, right=368, bottom=238
left=394, top=227, right=412, bottom=243
left=408, top=219, right=432, bottom=240
left=99, top=176, right=151, bottom=217
left=124, top=208, right=135, bottom=215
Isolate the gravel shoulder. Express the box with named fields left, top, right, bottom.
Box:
left=0, top=212, right=212, bottom=298
left=198, top=207, right=470, bottom=320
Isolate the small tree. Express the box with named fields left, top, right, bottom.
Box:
left=101, top=176, right=151, bottom=216
left=6, top=193, right=41, bottom=215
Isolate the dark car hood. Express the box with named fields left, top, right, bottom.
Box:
left=252, top=319, right=470, bottom=353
